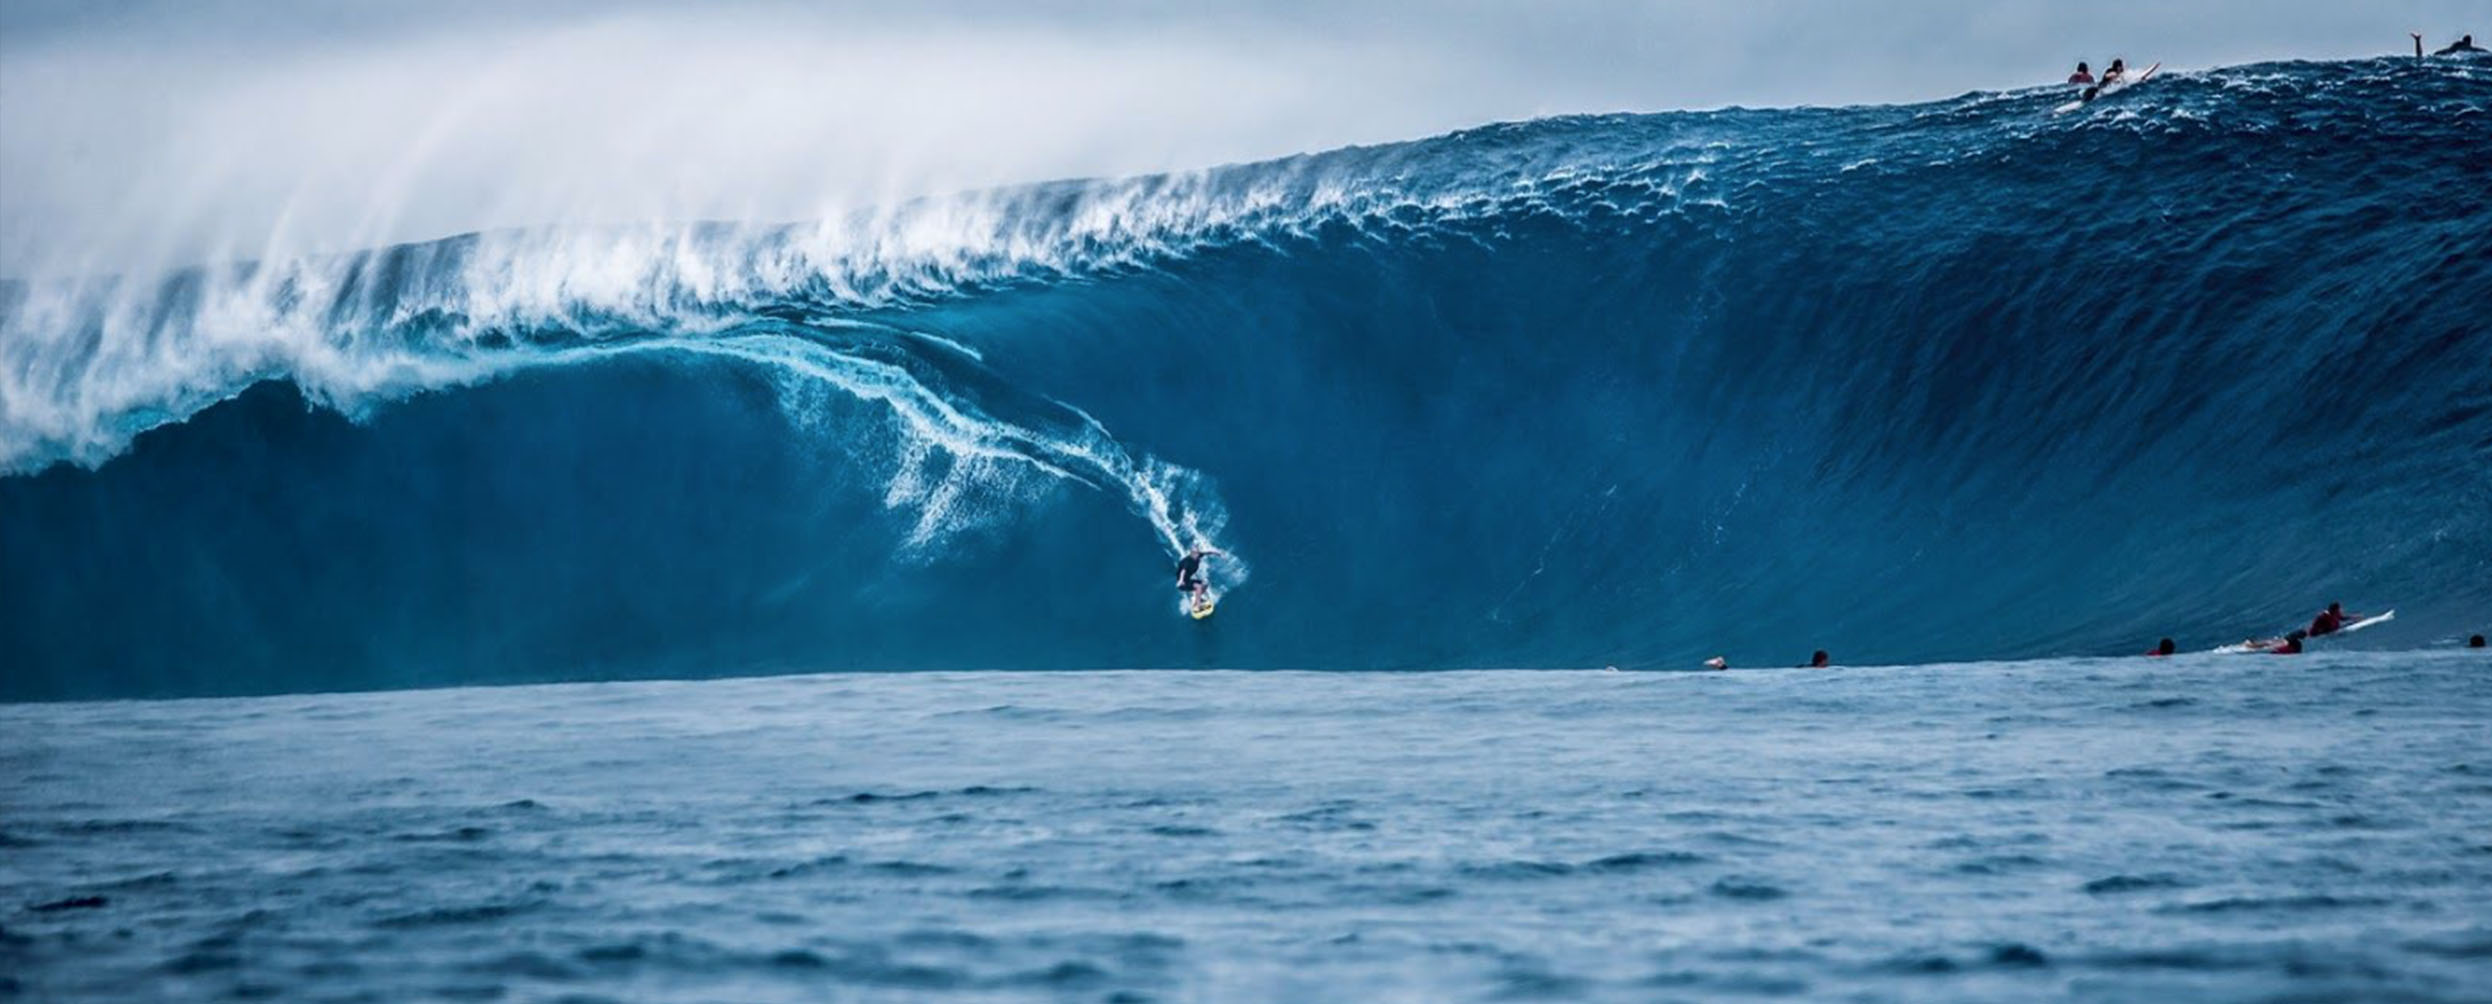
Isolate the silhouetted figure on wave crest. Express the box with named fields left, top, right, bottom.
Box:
left=2417, top=32, right=2486, bottom=57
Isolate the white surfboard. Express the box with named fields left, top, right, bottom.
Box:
left=2335, top=609, right=2395, bottom=634
left=2054, top=61, right=2161, bottom=114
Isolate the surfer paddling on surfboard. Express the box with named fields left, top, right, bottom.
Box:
left=2225, top=630, right=2306, bottom=655
left=2306, top=602, right=2376, bottom=639
left=2056, top=58, right=2158, bottom=113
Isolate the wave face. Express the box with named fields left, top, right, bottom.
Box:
left=4, top=58, right=2489, bottom=699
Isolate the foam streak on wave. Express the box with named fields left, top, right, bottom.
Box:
left=649, top=330, right=1230, bottom=562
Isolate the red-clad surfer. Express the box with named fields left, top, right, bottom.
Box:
left=2306, top=602, right=2373, bottom=638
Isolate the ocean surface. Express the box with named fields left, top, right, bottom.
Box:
left=5, top=57, right=2490, bottom=699
left=7, top=654, right=2492, bottom=1001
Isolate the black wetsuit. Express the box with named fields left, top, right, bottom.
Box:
left=2437, top=40, right=2487, bottom=54
left=1176, top=552, right=1205, bottom=593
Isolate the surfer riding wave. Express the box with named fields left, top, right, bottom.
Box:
left=1176, top=547, right=1223, bottom=612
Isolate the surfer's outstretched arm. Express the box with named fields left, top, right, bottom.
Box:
left=2414, top=32, right=2424, bottom=59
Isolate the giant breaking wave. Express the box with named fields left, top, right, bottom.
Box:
left=4, top=58, right=2488, bottom=700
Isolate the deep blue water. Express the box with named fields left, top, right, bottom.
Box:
left=6, top=654, right=2492, bottom=1001
left=3, top=58, right=2490, bottom=699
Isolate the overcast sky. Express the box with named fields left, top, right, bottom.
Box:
left=2, top=0, right=2478, bottom=274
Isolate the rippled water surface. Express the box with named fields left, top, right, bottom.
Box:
left=7, top=654, right=2491, bottom=1001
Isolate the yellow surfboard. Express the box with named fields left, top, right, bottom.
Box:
left=1189, top=595, right=1218, bottom=620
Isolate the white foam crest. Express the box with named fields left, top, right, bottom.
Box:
left=1, top=134, right=1694, bottom=475
left=0, top=262, right=509, bottom=470
left=0, top=172, right=1262, bottom=458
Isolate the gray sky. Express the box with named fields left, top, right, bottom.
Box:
left=2, top=0, right=2478, bottom=274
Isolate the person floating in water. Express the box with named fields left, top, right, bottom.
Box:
left=2435, top=34, right=2486, bottom=55
left=2233, top=630, right=2298, bottom=654
left=2067, top=61, right=2094, bottom=85
left=1800, top=650, right=1831, bottom=668
left=1174, top=546, right=1222, bottom=602
left=2469, top=634, right=2486, bottom=649
left=2306, top=602, right=2372, bottom=638
left=2147, top=638, right=2177, bottom=657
